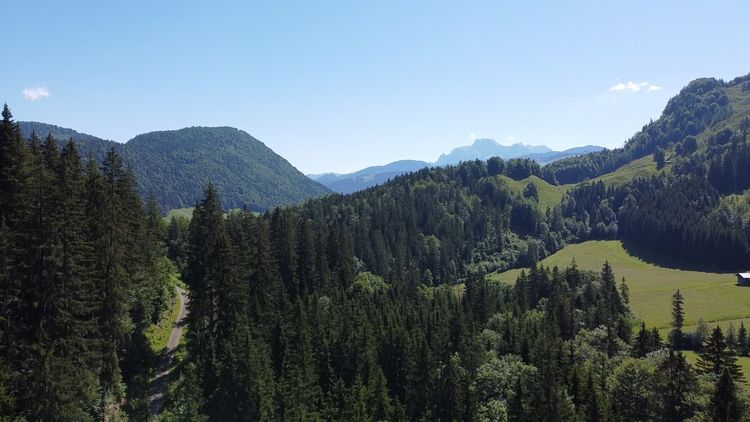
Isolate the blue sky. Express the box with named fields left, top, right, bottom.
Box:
left=3, top=1, right=750, bottom=174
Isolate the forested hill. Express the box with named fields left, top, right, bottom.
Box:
left=542, top=75, right=750, bottom=184
left=19, top=121, right=117, bottom=163
left=18, top=122, right=330, bottom=211
left=538, top=73, right=750, bottom=270
left=121, top=127, right=329, bottom=211
left=163, top=122, right=750, bottom=418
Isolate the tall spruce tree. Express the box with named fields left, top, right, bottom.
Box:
left=658, top=348, right=696, bottom=422
left=45, top=140, right=100, bottom=419
left=695, top=326, right=743, bottom=381
left=710, top=369, right=742, bottom=422
left=184, top=184, right=242, bottom=417
left=669, top=290, right=685, bottom=349
left=0, top=107, right=172, bottom=420
left=88, top=148, right=132, bottom=411
left=0, top=105, right=28, bottom=386
left=738, top=322, right=749, bottom=357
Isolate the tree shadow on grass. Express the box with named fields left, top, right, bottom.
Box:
left=620, top=239, right=745, bottom=274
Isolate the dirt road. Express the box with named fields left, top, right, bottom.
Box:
left=149, top=286, right=188, bottom=419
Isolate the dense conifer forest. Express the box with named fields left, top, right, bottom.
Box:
left=4, top=74, right=750, bottom=422
left=0, top=106, right=174, bottom=420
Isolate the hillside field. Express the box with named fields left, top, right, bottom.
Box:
left=499, top=175, right=573, bottom=212
left=590, top=155, right=665, bottom=186
left=165, top=207, right=194, bottom=221
left=487, top=241, right=750, bottom=332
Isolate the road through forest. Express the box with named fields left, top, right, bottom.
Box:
left=149, top=286, right=188, bottom=419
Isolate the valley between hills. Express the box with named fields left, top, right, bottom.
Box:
left=5, top=74, right=750, bottom=420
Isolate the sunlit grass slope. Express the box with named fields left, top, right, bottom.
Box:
left=487, top=240, right=749, bottom=331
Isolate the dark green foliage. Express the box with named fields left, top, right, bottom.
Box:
left=9, top=72, right=750, bottom=421
left=682, top=135, right=698, bottom=155
left=654, top=147, right=666, bottom=169
left=93, top=149, right=134, bottom=399
left=670, top=290, right=685, bottom=348
left=695, top=326, right=744, bottom=382
left=657, top=349, right=697, bottom=422
left=562, top=173, right=750, bottom=269
left=184, top=184, right=247, bottom=419
left=505, top=158, right=541, bottom=180
left=633, top=322, right=661, bottom=358
left=523, top=181, right=539, bottom=201
left=167, top=215, right=190, bottom=272
left=172, top=181, right=679, bottom=421
left=536, top=74, right=750, bottom=270
left=249, top=156, right=567, bottom=285
left=0, top=106, right=173, bottom=420
left=738, top=322, right=749, bottom=357
left=710, top=369, right=742, bottom=422
left=18, top=123, right=330, bottom=212
left=18, top=121, right=117, bottom=162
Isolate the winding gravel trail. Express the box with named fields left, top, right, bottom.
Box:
left=149, top=286, right=188, bottom=420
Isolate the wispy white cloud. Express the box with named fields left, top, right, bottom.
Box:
left=609, top=81, right=662, bottom=94
left=469, top=133, right=478, bottom=140
left=23, top=86, right=50, bottom=101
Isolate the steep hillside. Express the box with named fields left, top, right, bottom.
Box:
left=543, top=76, right=750, bottom=184
left=17, top=123, right=330, bottom=212
left=543, top=75, right=750, bottom=271
left=498, top=175, right=573, bottom=211
left=123, top=127, right=329, bottom=211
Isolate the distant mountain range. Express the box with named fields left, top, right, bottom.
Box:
left=19, top=122, right=329, bottom=212
left=19, top=121, right=602, bottom=206
left=434, top=138, right=552, bottom=166
left=308, top=160, right=431, bottom=195
left=310, top=139, right=603, bottom=194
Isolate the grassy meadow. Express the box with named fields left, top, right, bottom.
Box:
left=500, top=175, right=573, bottom=211
left=487, top=240, right=750, bottom=331
left=165, top=207, right=194, bottom=221
left=590, top=155, right=665, bottom=186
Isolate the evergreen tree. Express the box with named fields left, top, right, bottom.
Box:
left=669, top=290, right=685, bottom=349
left=619, top=278, right=629, bottom=305
left=727, top=322, right=738, bottom=352
left=634, top=322, right=650, bottom=358
left=654, top=147, right=666, bottom=169
left=0, top=105, right=28, bottom=387
left=695, top=326, right=743, bottom=381
left=91, top=148, right=132, bottom=410
left=658, top=348, right=696, bottom=422
left=584, top=371, right=602, bottom=422
left=709, top=369, right=741, bottom=422
left=184, top=184, right=244, bottom=418
left=0, top=104, right=28, bottom=227
left=0, top=108, right=175, bottom=420
left=649, top=327, right=663, bottom=351
left=45, top=140, right=100, bottom=419
left=738, top=322, right=749, bottom=357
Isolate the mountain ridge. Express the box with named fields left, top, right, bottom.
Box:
left=19, top=122, right=330, bottom=212
left=311, top=140, right=603, bottom=194
left=434, top=138, right=552, bottom=166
